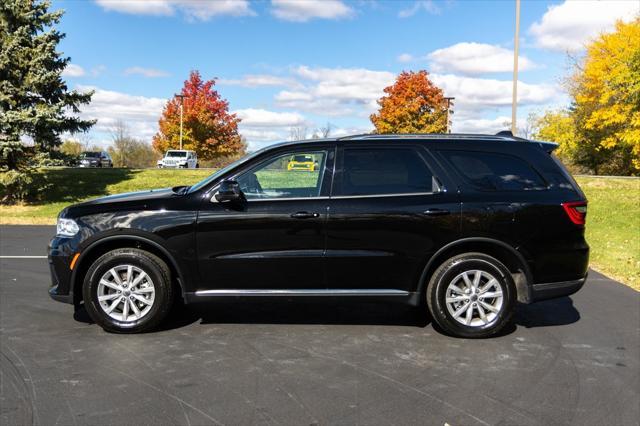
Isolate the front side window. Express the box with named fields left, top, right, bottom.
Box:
left=236, top=150, right=328, bottom=200
left=440, top=150, right=547, bottom=191
left=338, top=148, right=435, bottom=196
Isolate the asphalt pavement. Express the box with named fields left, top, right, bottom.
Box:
left=1, top=225, right=638, bottom=425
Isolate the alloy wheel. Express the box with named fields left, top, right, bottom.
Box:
left=444, top=269, right=504, bottom=327
left=96, top=264, right=156, bottom=322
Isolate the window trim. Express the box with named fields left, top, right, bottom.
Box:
left=332, top=144, right=442, bottom=198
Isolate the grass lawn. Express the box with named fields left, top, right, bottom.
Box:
left=1, top=169, right=638, bottom=290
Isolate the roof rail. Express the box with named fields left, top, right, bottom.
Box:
left=336, top=132, right=523, bottom=142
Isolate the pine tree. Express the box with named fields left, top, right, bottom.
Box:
left=0, top=0, right=95, bottom=170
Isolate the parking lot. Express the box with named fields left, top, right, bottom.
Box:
left=1, top=225, right=638, bottom=425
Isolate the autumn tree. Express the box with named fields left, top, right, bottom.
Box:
left=568, top=18, right=640, bottom=175
left=370, top=70, right=448, bottom=134
left=152, top=71, right=243, bottom=161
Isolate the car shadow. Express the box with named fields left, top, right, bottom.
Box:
left=159, top=299, right=431, bottom=331
left=73, top=296, right=580, bottom=336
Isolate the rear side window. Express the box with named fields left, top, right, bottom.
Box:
left=338, top=148, right=434, bottom=196
left=440, top=150, right=547, bottom=191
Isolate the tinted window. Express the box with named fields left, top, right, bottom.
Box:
left=441, top=150, right=546, bottom=191
left=338, top=148, right=434, bottom=196
left=237, top=150, right=327, bottom=199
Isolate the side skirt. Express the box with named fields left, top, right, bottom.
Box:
left=183, top=289, right=412, bottom=303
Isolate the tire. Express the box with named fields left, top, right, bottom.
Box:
left=82, top=248, right=174, bottom=333
left=426, top=253, right=516, bottom=338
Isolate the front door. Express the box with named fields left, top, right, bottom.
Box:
left=196, top=146, right=334, bottom=291
left=325, top=145, right=460, bottom=293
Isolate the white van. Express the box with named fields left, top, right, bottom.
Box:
left=157, top=150, right=198, bottom=169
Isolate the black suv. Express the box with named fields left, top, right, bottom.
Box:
left=49, top=133, right=589, bottom=338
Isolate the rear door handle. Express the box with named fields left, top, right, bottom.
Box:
left=423, top=208, right=450, bottom=216
left=290, top=211, right=320, bottom=219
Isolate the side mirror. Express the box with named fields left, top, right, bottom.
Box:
left=214, top=180, right=245, bottom=203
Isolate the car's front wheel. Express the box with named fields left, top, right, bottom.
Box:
left=426, top=253, right=515, bottom=338
left=83, top=248, right=174, bottom=333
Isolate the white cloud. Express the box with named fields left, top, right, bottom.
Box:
left=428, top=42, right=536, bottom=74
left=432, top=73, right=558, bottom=112
left=95, top=0, right=255, bottom=20
left=218, top=74, right=300, bottom=88
left=529, top=0, right=639, bottom=51
left=124, top=66, right=170, bottom=78
left=397, top=53, right=415, bottom=63
left=78, top=86, right=166, bottom=140
left=271, top=0, right=354, bottom=22
left=275, top=66, right=394, bottom=116
left=451, top=115, right=512, bottom=134
left=398, top=0, right=440, bottom=18
left=233, top=108, right=312, bottom=150
left=234, top=108, right=308, bottom=128
left=62, top=64, right=86, bottom=77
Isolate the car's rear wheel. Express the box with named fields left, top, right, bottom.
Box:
left=426, top=253, right=515, bottom=338
left=83, top=248, right=173, bottom=333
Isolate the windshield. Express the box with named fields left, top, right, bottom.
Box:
left=292, top=155, right=313, bottom=162
left=187, top=150, right=262, bottom=194
left=166, top=151, right=187, bottom=158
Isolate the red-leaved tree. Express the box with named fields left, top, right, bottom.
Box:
left=152, top=71, right=243, bottom=160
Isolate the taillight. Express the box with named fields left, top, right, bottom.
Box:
left=562, top=201, right=587, bottom=225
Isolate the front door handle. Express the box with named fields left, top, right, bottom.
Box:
left=290, top=211, right=320, bottom=219
left=423, top=208, right=450, bottom=216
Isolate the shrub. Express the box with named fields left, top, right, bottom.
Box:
left=0, top=169, right=51, bottom=204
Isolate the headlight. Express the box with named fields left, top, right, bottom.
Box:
left=57, top=218, right=79, bottom=237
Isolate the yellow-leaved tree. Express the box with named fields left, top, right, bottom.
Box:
left=569, top=18, right=640, bottom=174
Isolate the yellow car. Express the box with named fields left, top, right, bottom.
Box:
left=287, top=154, right=318, bottom=171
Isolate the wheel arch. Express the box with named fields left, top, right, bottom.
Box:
left=71, top=235, right=186, bottom=306
left=415, top=237, right=533, bottom=304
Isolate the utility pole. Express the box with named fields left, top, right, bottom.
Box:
left=511, top=0, right=521, bottom=135
left=175, top=94, right=186, bottom=150
left=444, top=97, right=455, bottom=133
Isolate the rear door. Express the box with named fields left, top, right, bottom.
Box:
left=325, top=144, right=460, bottom=293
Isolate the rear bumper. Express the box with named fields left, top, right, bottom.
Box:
left=530, top=274, right=587, bottom=302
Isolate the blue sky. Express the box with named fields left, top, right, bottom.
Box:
left=55, top=0, right=639, bottom=150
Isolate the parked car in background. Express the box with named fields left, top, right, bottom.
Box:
left=79, top=151, right=113, bottom=168
left=287, top=154, right=319, bottom=171
left=157, top=150, right=198, bottom=168
left=49, top=132, right=589, bottom=337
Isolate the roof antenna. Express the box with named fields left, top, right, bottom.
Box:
left=495, top=130, right=514, bottom=137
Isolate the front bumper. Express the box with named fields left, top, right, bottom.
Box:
left=530, top=274, right=587, bottom=302
left=48, top=237, right=77, bottom=305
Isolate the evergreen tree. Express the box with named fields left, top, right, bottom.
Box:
left=0, top=0, right=95, bottom=169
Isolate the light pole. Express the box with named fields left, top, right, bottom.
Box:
left=511, top=0, right=521, bottom=135
left=444, top=97, right=455, bottom=133
left=175, top=94, right=186, bottom=150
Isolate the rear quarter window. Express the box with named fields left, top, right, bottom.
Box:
left=438, top=150, right=547, bottom=191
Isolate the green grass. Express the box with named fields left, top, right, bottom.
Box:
left=1, top=169, right=638, bottom=290
left=576, top=176, right=640, bottom=290
left=0, top=168, right=212, bottom=224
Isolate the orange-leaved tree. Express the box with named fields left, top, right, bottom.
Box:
left=152, top=71, right=244, bottom=160
left=370, top=70, right=448, bottom=134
